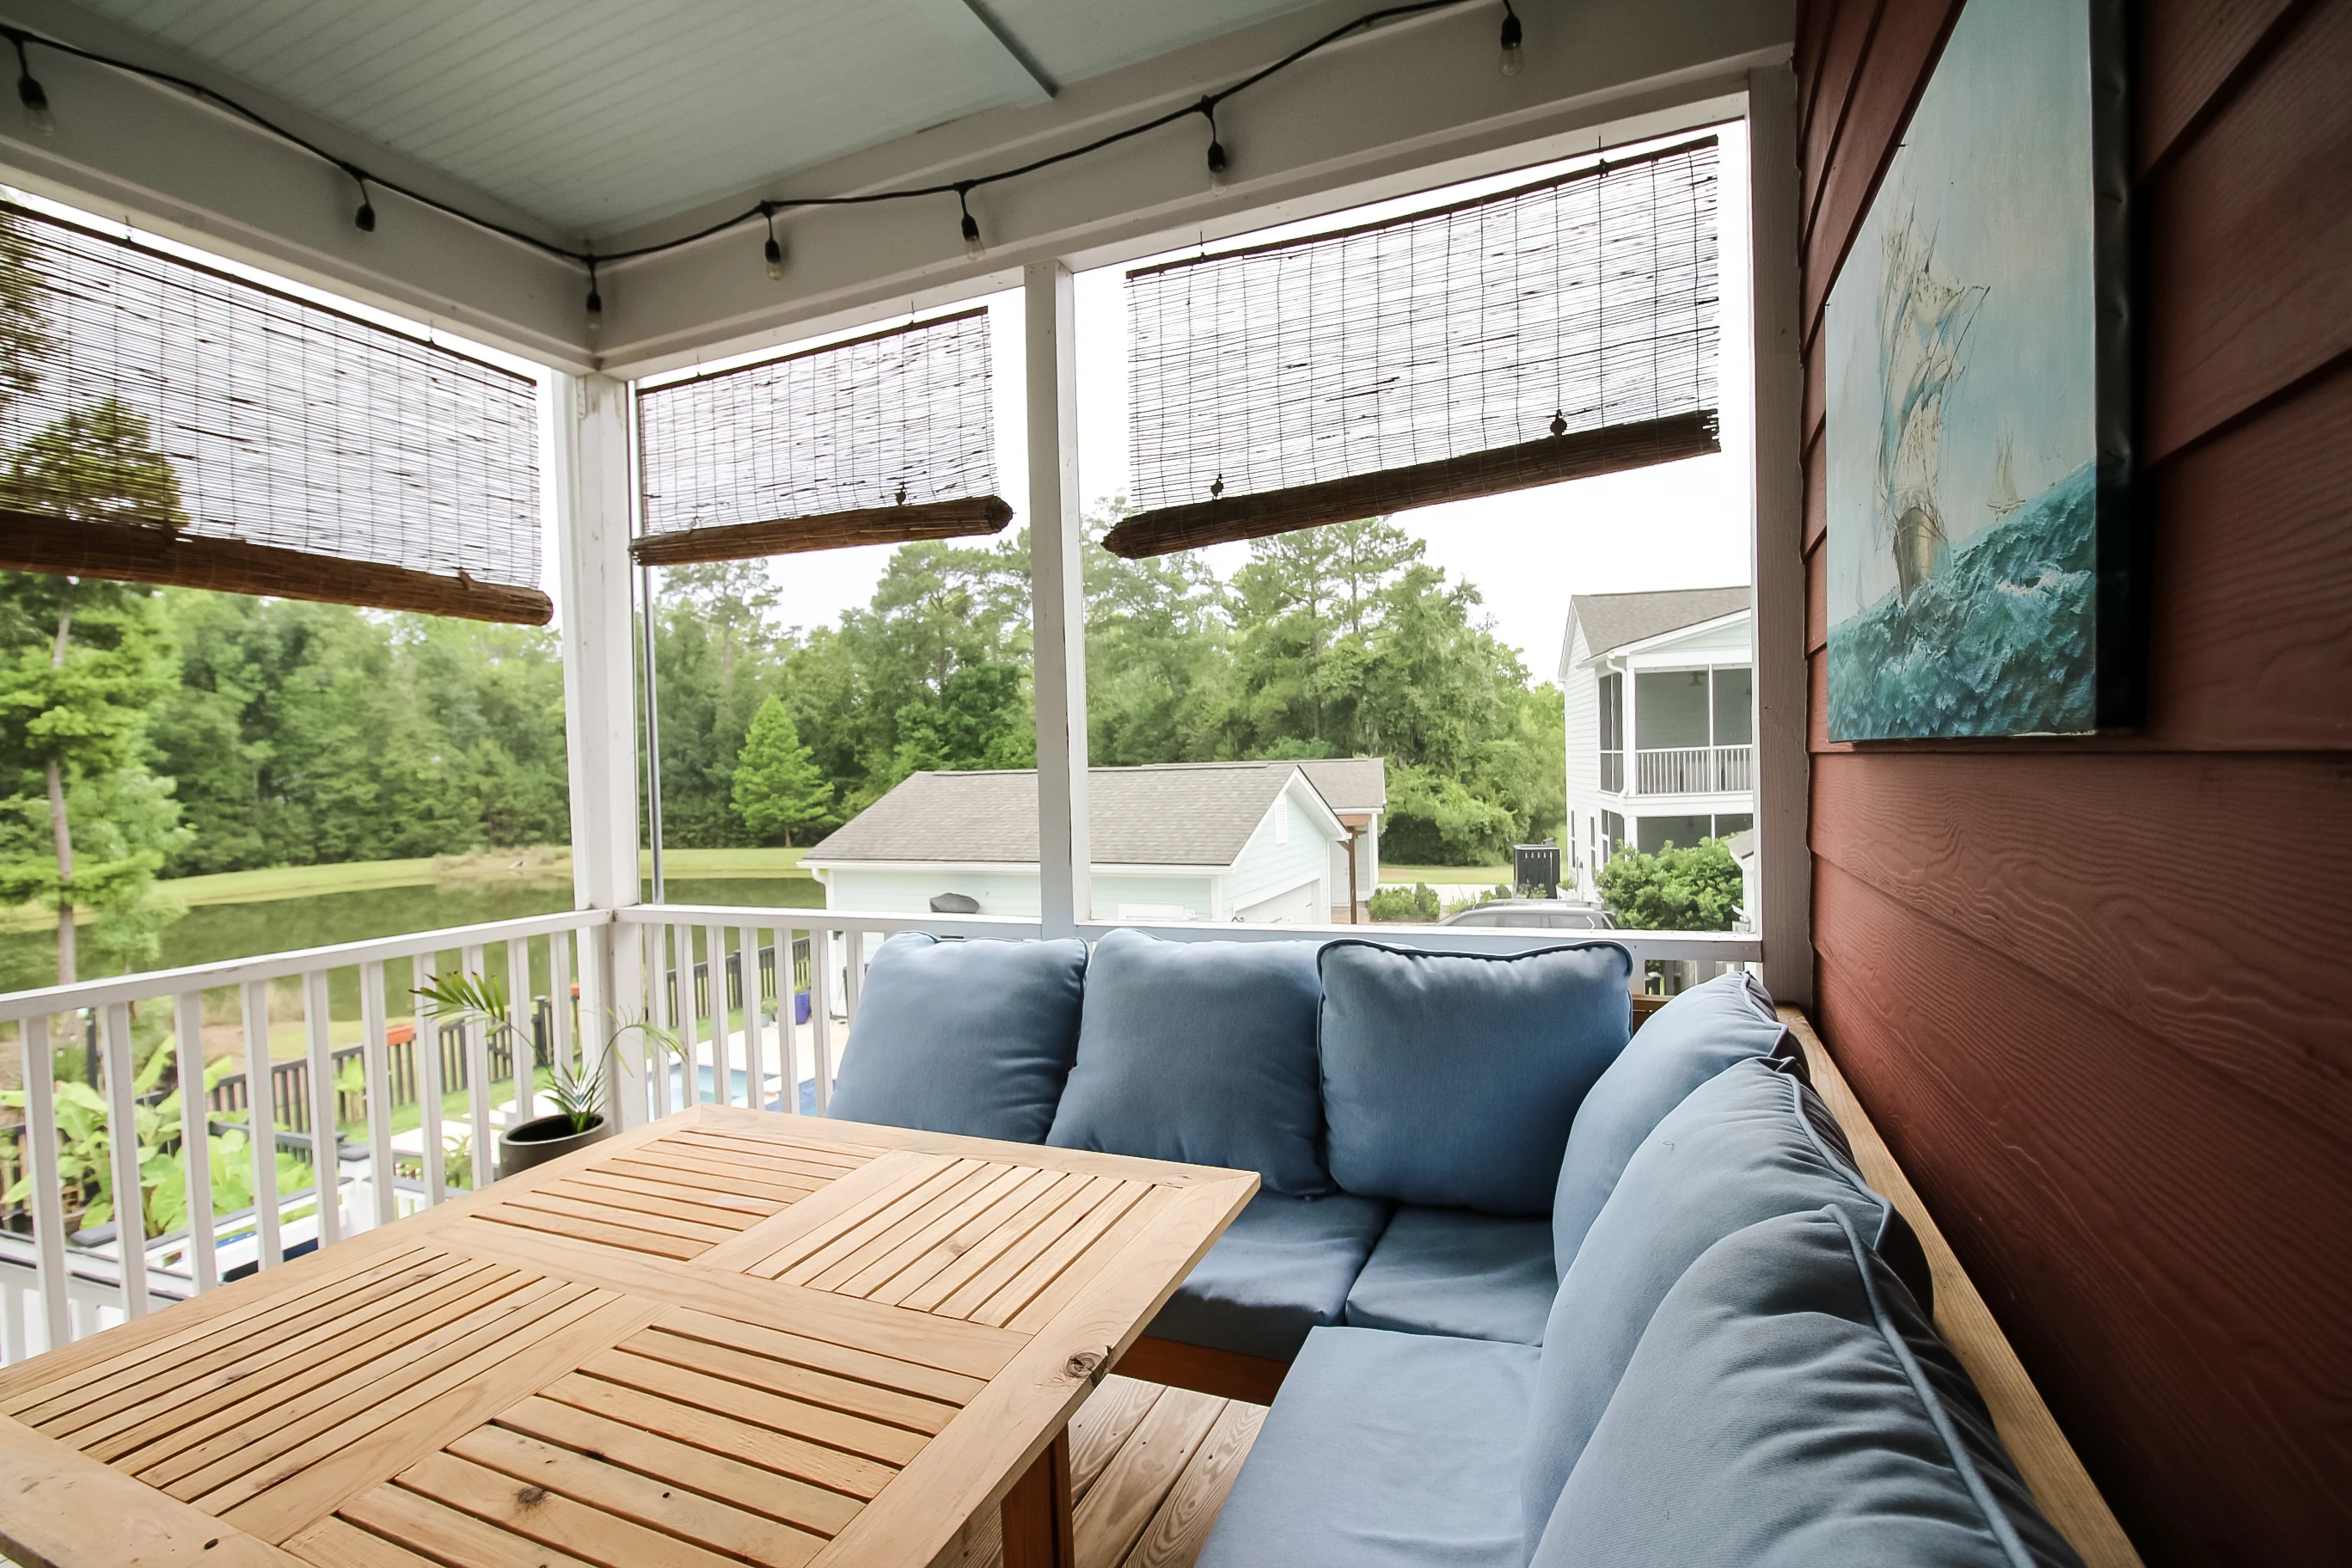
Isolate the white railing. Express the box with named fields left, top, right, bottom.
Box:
left=0, top=902, right=1759, bottom=1364
left=1633, top=744, right=1753, bottom=794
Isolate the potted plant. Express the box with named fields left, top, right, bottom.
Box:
left=413, top=971, right=683, bottom=1182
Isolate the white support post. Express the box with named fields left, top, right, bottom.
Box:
left=21, top=1017, right=65, bottom=1352
left=1025, top=261, right=1090, bottom=939
left=100, top=1004, right=146, bottom=1320
left=175, top=993, right=218, bottom=1287
left=241, top=981, right=281, bottom=1269
left=1745, top=64, right=1814, bottom=1008
left=358, top=963, right=395, bottom=1230
left=553, top=371, right=648, bottom=1126
left=302, top=971, right=340, bottom=1249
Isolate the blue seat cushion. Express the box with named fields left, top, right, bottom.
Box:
left=1531, top=1208, right=2084, bottom=1568
left=1553, top=970, right=1790, bottom=1275
left=1047, top=930, right=1331, bottom=1195
left=1147, top=1191, right=1392, bottom=1363
left=1317, top=940, right=1632, bottom=1214
left=1199, top=1326, right=1537, bottom=1568
left=824, top=934, right=1087, bottom=1142
left=1519, top=1057, right=1897, bottom=1556
left=1343, top=1206, right=1557, bottom=1344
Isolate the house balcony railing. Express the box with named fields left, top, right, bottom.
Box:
left=1632, top=744, right=1753, bottom=795
left=0, top=905, right=1759, bottom=1365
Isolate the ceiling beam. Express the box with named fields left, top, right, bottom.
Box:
left=912, top=0, right=1056, bottom=107
left=959, top=0, right=1060, bottom=99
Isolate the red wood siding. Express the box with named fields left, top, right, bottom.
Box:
left=1792, top=3, right=2352, bottom=1563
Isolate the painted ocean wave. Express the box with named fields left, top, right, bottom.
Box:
left=1827, top=462, right=2097, bottom=738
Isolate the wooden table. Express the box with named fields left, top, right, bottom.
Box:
left=0, top=1108, right=1259, bottom=1568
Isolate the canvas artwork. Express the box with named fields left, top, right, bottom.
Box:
left=1824, top=0, right=2129, bottom=739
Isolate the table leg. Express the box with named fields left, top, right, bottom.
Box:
left=1001, top=1425, right=1075, bottom=1568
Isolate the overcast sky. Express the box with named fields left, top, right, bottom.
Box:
left=739, top=121, right=1755, bottom=681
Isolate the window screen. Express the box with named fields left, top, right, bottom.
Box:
left=0, top=203, right=545, bottom=622
left=1110, top=136, right=1719, bottom=558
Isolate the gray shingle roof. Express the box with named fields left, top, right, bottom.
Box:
left=1570, top=586, right=1751, bottom=658
left=804, top=762, right=1351, bottom=868
left=1297, top=756, right=1387, bottom=813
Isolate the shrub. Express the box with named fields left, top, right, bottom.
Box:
left=1369, top=882, right=1441, bottom=922
left=1596, top=838, right=1743, bottom=931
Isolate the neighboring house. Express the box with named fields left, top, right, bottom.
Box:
left=803, top=760, right=1382, bottom=925
left=1559, top=587, right=1755, bottom=900
left=1295, top=757, right=1386, bottom=922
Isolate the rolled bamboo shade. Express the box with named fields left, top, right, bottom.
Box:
left=0, top=203, right=547, bottom=623
left=1109, top=136, right=1722, bottom=560
left=634, top=309, right=1008, bottom=565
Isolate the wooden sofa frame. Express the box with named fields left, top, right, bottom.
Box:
left=1112, top=1006, right=2145, bottom=1567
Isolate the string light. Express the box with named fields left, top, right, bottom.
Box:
left=1499, top=1, right=1523, bottom=77
left=762, top=203, right=786, bottom=279
left=13, top=35, right=51, bottom=136
left=0, top=2, right=1494, bottom=316
left=1201, top=100, right=1229, bottom=192
left=957, top=186, right=983, bottom=260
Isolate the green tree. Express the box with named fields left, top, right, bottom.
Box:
left=732, top=695, right=830, bottom=846
left=1596, top=838, right=1743, bottom=931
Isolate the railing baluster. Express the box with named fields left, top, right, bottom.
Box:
left=646, top=924, right=674, bottom=1118
left=241, top=980, right=282, bottom=1271
left=809, top=929, right=836, bottom=1115
left=175, top=993, right=217, bottom=1291
left=359, top=961, right=395, bottom=1229
left=416, top=951, right=447, bottom=1205
left=302, top=971, right=340, bottom=1251
left=738, top=926, right=763, bottom=1112
left=549, top=928, right=575, bottom=1078
left=704, top=922, right=726, bottom=1107
left=842, top=931, right=862, bottom=1026
left=461, top=943, right=493, bottom=1189
left=506, top=936, right=535, bottom=1130
left=100, top=1003, right=147, bottom=1320
left=21, top=1015, right=68, bottom=1352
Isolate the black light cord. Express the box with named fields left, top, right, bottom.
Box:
left=0, top=0, right=1504, bottom=297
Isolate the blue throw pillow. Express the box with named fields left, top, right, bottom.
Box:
left=1317, top=940, right=1632, bottom=1215
left=1047, top=930, right=1331, bottom=1195
left=825, top=934, right=1087, bottom=1142
left=1531, top=1207, right=2084, bottom=1567
left=1553, top=970, right=1790, bottom=1276
left=1518, top=1057, right=1896, bottom=1556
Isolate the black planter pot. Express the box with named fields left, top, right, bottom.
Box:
left=496, top=1112, right=614, bottom=1181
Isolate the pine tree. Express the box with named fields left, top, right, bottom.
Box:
left=731, top=695, right=831, bottom=847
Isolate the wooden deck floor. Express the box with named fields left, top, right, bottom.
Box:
left=945, top=1375, right=1268, bottom=1568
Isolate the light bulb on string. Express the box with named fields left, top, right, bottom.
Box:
left=762, top=204, right=787, bottom=280
left=352, top=175, right=377, bottom=232
left=957, top=187, right=983, bottom=260
left=1499, top=2, right=1523, bottom=77
left=1201, top=99, right=1229, bottom=192
left=585, top=261, right=603, bottom=338
left=14, top=38, right=52, bottom=136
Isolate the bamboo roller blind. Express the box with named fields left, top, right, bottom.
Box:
left=634, top=309, right=1008, bottom=566
left=1109, top=136, right=1722, bottom=558
left=0, top=203, right=547, bottom=623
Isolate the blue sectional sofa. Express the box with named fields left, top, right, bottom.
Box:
left=829, top=929, right=2083, bottom=1567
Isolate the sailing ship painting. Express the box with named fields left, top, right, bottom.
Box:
left=1823, top=0, right=2129, bottom=739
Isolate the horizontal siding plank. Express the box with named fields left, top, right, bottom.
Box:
left=2142, top=0, right=2352, bottom=461
left=1813, top=863, right=2352, bottom=1565
left=1799, top=0, right=1886, bottom=240
left=2135, top=0, right=2306, bottom=174
left=1810, top=749, right=2352, bottom=1137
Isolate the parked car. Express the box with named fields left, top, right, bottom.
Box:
left=1437, top=898, right=1618, bottom=930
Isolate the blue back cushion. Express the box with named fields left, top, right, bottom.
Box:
left=1531, top=1207, right=2084, bottom=1568
left=1553, top=970, right=1790, bottom=1276
left=1519, top=1057, right=1894, bottom=1555
left=1317, top=940, right=1632, bottom=1215
left=824, top=934, right=1087, bottom=1142
left=1047, top=930, right=1331, bottom=1195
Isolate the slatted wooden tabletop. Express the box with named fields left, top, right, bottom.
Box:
left=0, top=1109, right=1259, bottom=1568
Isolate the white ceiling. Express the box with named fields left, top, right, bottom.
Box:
left=68, top=0, right=1333, bottom=238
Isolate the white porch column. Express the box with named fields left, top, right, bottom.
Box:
left=552, top=372, right=648, bottom=1122
left=1745, top=64, right=1814, bottom=1007
left=1025, top=261, right=1090, bottom=938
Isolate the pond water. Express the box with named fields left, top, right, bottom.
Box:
left=0, top=874, right=825, bottom=1029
